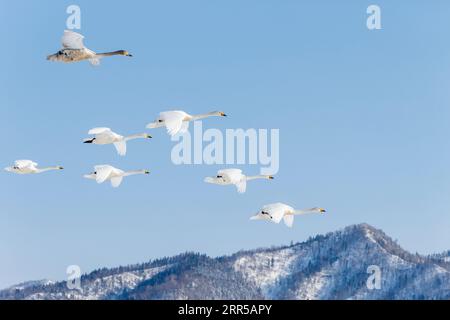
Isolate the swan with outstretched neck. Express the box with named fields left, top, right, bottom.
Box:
left=84, top=165, right=149, bottom=188
left=204, top=169, right=274, bottom=193
left=83, top=127, right=152, bottom=156
left=146, top=110, right=227, bottom=137
left=47, top=30, right=132, bottom=65
left=250, top=203, right=326, bottom=228
left=5, top=160, right=63, bottom=175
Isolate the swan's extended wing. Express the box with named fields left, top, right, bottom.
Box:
left=235, top=178, right=247, bottom=193
left=159, top=111, right=186, bottom=136
left=261, top=203, right=287, bottom=224
left=179, top=121, right=190, bottom=134
left=88, top=127, right=111, bottom=135
left=110, top=176, right=123, bottom=188
left=61, top=30, right=85, bottom=49
left=283, top=215, right=294, bottom=228
left=113, top=142, right=127, bottom=156
left=14, top=160, right=37, bottom=168
left=94, top=165, right=113, bottom=184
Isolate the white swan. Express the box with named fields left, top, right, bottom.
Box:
left=250, top=203, right=326, bottom=228
left=204, top=169, right=274, bottom=193
left=4, top=160, right=63, bottom=175
left=84, top=128, right=152, bottom=156
left=146, top=110, right=226, bottom=137
left=84, top=165, right=149, bottom=188
left=47, top=30, right=132, bottom=66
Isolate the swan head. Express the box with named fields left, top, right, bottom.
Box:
left=58, top=166, right=64, bottom=170
left=144, top=170, right=150, bottom=174
left=268, top=175, right=274, bottom=180
left=212, top=111, right=227, bottom=117
left=119, top=50, right=132, bottom=57
left=145, top=134, right=152, bottom=139
left=317, top=208, right=326, bottom=214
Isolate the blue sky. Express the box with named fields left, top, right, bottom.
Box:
left=1, top=0, right=450, bottom=288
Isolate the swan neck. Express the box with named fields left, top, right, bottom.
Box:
left=37, top=167, right=60, bottom=173
left=96, top=51, right=125, bottom=57
left=123, top=170, right=146, bottom=177
left=246, top=175, right=270, bottom=181
left=191, top=112, right=217, bottom=121
left=294, top=208, right=318, bottom=216
left=124, top=133, right=148, bottom=141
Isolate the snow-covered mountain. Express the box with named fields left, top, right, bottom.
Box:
left=1, top=224, right=449, bottom=300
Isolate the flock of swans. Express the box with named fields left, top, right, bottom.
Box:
left=6, top=30, right=326, bottom=228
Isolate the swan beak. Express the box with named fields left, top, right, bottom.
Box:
left=320, top=209, right=326, bottom=213
left=220, top=112, right=227, bottom=117
left=58, top=167, right=64, bottom=170
left=268, top=176, right=274, bottom=180
left=146, top=134, right=152, bottom=139
left=125, top=51, right=133, bottom=57
left=144, top=170, right=150, bottom=174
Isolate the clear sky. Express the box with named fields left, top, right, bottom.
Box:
left=1, top=0, right=450, bottom=289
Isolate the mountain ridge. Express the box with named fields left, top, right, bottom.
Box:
left=1, top=223, right=448, bottom=300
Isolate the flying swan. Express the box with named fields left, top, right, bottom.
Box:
left=204, top=169, right=274, bottom=193
left=5, top=160, right=63, bottom=174
left=146, top=110, right=226, bottom=137
left=250, top=203, right=326, bottom=228
left=83, top=127, right=152, bottom=156
left=47, top=30, right=132, bottom=65
left=84, top=165, right=149, bottom=188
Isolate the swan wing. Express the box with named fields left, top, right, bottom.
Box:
left=61, top=30, right=85, bottom=49
left=283, top=215, right=294, bottom=228
left=179, top=121, right=190, bottom=134
left=88, top=127, right=111, bottom=135
left=89, top=58, right=101, bottom=66
left=159, top=111, right=187, bottom=136
left=110, top=176, right=123, bottom=188
left=164, top=118, right=184, bottom=136
left=113, top=141, right=127, bottom=156
left=235, top=178, right=247, bottom=193
left=14, top=160, right=37, bottom=168
left=218, top=169, right=243, bottom=184
left=262, top=203, right=287, bottom=224
left=94, top=165, right=113, bottom=184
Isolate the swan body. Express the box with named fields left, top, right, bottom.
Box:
left=47, top=30, right=132, bottom=66
left=84, top=127, right=152, bottom=156
left=146, top=110, right=226, bottom=137
left=204, top=169, right=274, bottom=193
left=84, top=165, right=149, bottom=188
left=250, top=203, right=326, bottom=228
left=4, top=160, right=63, bottom=174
